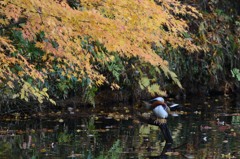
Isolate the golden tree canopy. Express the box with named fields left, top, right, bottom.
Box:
left=0, top=0, right=201, bottom=102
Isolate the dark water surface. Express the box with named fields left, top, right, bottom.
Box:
left=0, top=95, right=240, bottom=159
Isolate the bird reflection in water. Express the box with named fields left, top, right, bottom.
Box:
left=148, top=143, right=173, bottom=159
left=138, top=97, right=180, bottom=158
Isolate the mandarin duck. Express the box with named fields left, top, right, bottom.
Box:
left=139, top=97, right=178, bottom=144
left=143, top=97, right=179, bottom=124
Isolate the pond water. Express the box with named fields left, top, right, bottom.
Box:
left=0, top=95, right=240, bottom=159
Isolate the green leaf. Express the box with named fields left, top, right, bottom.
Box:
left=148, top=83, right=167, bottom=96
left=140, top=77, right=150, bottom=87
left=231, top=68, right=240, bottom=81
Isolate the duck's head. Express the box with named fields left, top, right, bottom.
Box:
left=150, top=97, right=165, bottom=103
left=143, top=97, right=166, bottom=110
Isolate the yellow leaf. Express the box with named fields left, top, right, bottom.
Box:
left=49, top=99, right=56, bottom=105
left=20, top=91, right=25, bottom=99
left=42, top=88, right=48, bottom=92
left=61, top=71, right=66, bottom=76
left=67, top=74, right=71, bottom=79
left=7, top=81, right=14, bottom=88
left=18, top=71, right=24, bottom=76
left=38, top=98, right=43, bottom=103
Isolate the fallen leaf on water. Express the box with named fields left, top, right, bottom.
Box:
left=58, top=119, right=64, bottom=123
left=133, top=119, right=140, bottom=124
left=165, top=151, right=180, bottom=156
left=194, top=111, right=201, bottom=115
left=128, top=125, right=134, bottom=129
left=88, top=134, right=94, bottom=137
left=80, top=124, right=86, bottom=128
left=40, top=148, right=47, bottom=153
left=67, top=151, right=83, bottom=158
left=231, top=113, right=240, bottom=116
left=56, top=111, right=62, bottom=115
left=184, top=154, right=195, bottom=159
left=200, top=125, right=212, bottom=130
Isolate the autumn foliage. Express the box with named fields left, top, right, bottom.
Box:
left=0, top=0, right=202, bottom=104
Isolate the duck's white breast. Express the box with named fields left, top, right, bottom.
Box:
left=153, top=106, right=168, bottom=118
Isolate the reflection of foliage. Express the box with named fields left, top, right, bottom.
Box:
left=87, top=117, right=95, bottom=130
left=0, top=142, right=11, bottom=156
left=139, top=125, right=151, bottom=136
left=85, top=117, right=97, bottom=136
left=58, top=131, right=72, bottom=143
left=96, top=140, right=122, bottom=159
left=231, top=116, right=240, bottom=124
